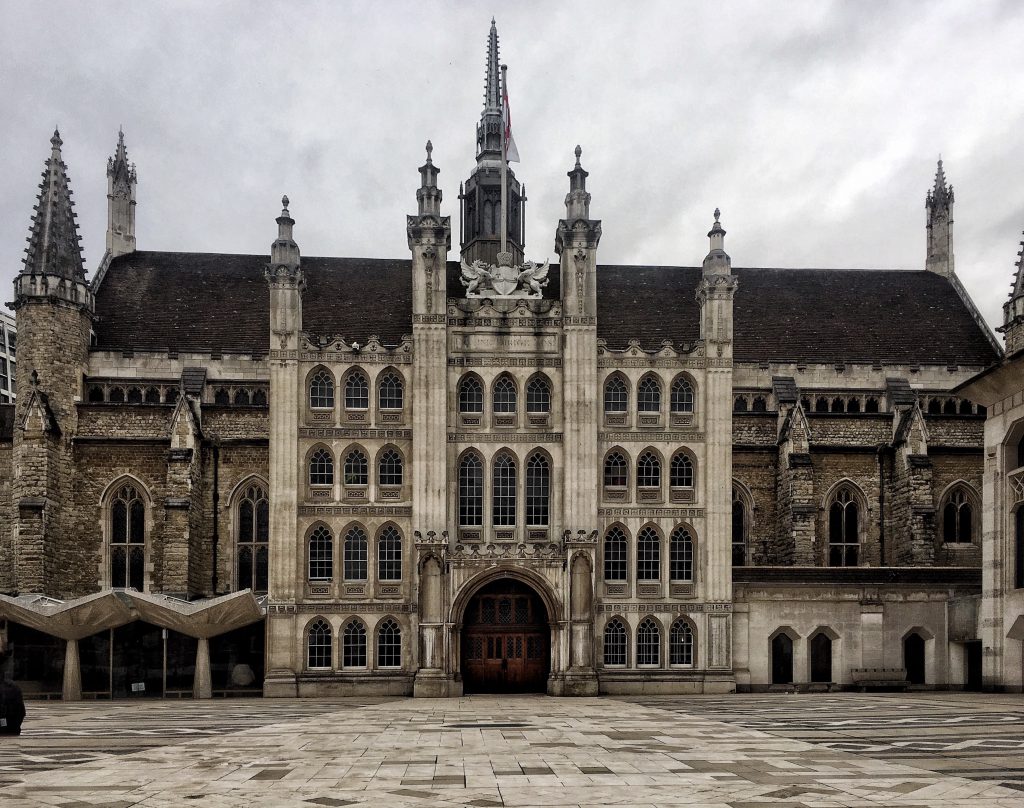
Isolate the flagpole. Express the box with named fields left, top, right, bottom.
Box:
left=500, top=63, right=508, bottom=259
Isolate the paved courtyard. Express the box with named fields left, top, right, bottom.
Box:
left=1, top=693, right=1022, bottom=807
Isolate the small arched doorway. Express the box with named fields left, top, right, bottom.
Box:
left=771, top=633, right=794, bottom=684
left=904, top=633, right=926, bottom=685
left=810, top=633, right=833, bottom=683
left=461, top=578, right=550, bottom=693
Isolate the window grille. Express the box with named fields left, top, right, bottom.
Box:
left=307, top=619, right=332, bottom=669
left=342, top=620, right=367, bottom=667
left=237, top=483, right=269, bottom=594
left=636, top=618, right=661, bottom=666
left=526, top=376, right=551, bottom=413
left=670, top=377, right=694, bottom=413
left=309, top=448, right=334, bottom=487
left=637, top=451, right=661, bottom=488
left=525, top=453, right=550, bottom=526
left=670, top=620, right=694, bottom=665
left=378, top=372, right=404, bottom=410
left=636, top=526, right=661, bottom=580
left=308, top=525, right=333, bottom=580
left=110, top=483, right=145, bottom=590
left=828, top=487, right=859, bottom=566
left=343, top=449, right=368, bottom=486
left=670, top=452, right=694, bottom=488
left=604, top=452, right=627, bottom=488
left=492, top=453, right=517, bottom=526
left=637, top=376, right=661, bottom=412
left=344, top=371, right=369, bottom=409
left=493, top=376, right=517, bottom=413
left=309, top=370, right=334, bottom=409
left=377, top=526, right=402, bottom=580
left=604, top=376, right=627, bottom=413
left=603, top=619, right=627, bottom=665
left=344, top=527, right=368, bottom=580
left=377, top=619, right=401, bottom=667
left=458, top=376, right=483, bottom=413
left=942, top=489, right=973, bottom=543
left=604, top=527, right=627, bottom=581
left=458, top=453, right=483, bottom=526
left=669, top=527, right=693, bottom=581
left=378, top=448, right=403, bottom=486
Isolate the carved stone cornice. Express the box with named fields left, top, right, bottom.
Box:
left=555, top=218, right=602, bottom=253
left=695, top=273, right=738, bottom=305
left=406, top=213, right=451, bottom=250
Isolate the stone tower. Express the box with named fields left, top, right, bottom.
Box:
left=105, top=129, right=136, bottom=259
left=926, top=158, right=954, bottom=277
left=1002, top=235, right=1024, bottom=354
left=10, top=129, right=95, bottom=595
left=459, top=19, right=525, bottom=267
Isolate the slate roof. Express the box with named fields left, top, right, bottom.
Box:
left=92, top=251, right=998, bottom=366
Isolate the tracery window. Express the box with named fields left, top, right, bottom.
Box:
left=525, top=452, right=550, bottom=526
left=377, top=619, right=401, bottom=667
left=670, top=452, right=694, bottom=489
left=344, top=526, right=368, bottom=580
left=309, top=447, right=334, bottom=487
left=236, top=482, right=269, bottom=594
left=670, top=377, right=694, bottom=413
left=734, top=396, right=748, bottom=412
left=342, top=619, right=367, bottom=668
left=603, top=619, right=627, bottom=666
left=669, top=526, right=693, bottom=582
left=636, top=526, right=661, bottom=580
left=234, top=389, right=251, bottom=406
left=344, top=370, right=369, bottom=410
left=343, top=449, right=368, bottom=486
left=492, top=452, right=517, bottom=526
left=144, top=387, right=161, bottom=404
left=604, top=376, right=627, bottom=413
left=732, top=487, right=747, bottom=567
left=458, top=376, right=484, bottom=413
left=637, top=451, right=661, bottom=489
left=637, top=618, right=661, bottom=666
left=670, top=619, right=694, bottom=666
left=458, top=452, right=483, bottom=526
left=828, top=487, right=860, bottom=567
left=637, top=376, right=661, bottom=412
left=378, top=371, right=404, bottom=410
left=493, top=375, right=517, bottom=414
left=604, top=526, right=627, bottom=581
left=307, top=619, right=332, bottom=669
left=377, top=448, right=403, bottom=487
left=942, top=488, right=974, bottom=543
left=109, top=482, right=146, bottom=590
left=309, top=369, right=334, bottom=409
left=604, top=451, right=628, bottom=488
left=377, top=526, right=402, bottom=580
left=526, top=376, right=551, bottom=413
left=308, top=525, right=333, bottom=581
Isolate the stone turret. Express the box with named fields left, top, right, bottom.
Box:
left=10, top=129, right=94, bottom=595
left=926, top=158, right=954, bottom=277
left=1002, top=235, right=1024, bottom=354
left=459, top=19, right=524, bottom=267
left=105, top=128, right=136, bottom=259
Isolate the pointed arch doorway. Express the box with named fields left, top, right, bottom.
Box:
left=460, top=578, right=550, bottom=693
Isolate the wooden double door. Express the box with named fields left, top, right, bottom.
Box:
left=461, top=579, right=550, bottom=693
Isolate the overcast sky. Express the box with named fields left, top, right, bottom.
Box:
left=3, top=0, right=1024, bottom=334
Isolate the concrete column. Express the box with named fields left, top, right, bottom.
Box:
left=193, top=636, right=212, bottom=699
left=62, top=637, right=82, bottom=701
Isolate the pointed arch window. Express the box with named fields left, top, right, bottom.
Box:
left=526, top=376, right=551, bottom=413
left=377, top=448, right=403, bottom=487
left=377, top=619, right=402, bottom=667
left=603, top=526, right=627, bottom=581
left=637, top=526, right=661, bottom=580
left=637, top=618, right=661, bottom=666
left=604, top=376, right=627, bottom=413
left=344, top=526, right=368, bottom=580
left=603, top=618, right=627, bottom=666
left=669, top=526, right=694, bottom=582
left=732, top=487, right=748, bottom=567
left=377, top=526, right=402, bottom=581
left=343, top=449, right=368, bottom=486
left=342, top=619, right=367, bottom=668
left=378, top=371, right=404, bottom=410
left=492, top=452, right=517, bottom=526
left=309, top=370, right=334, bottom=409
left=458, top=452, right=483, bottom=526
left=525, top=452, right=550, bottom=526
left=307, top=619, right=332, bottom=669
left=637, top=376, right=661, bottom=412
left=236, top=483, right=269, bottom=594
left=637, top=451, right=661, bottom=489
left=458, top=376, right=483, bottom=413
left=828, top=487, right=860, bottom=566
left=670, top=619, right=694, bottom=666
left=308, top=525, right=333, bottom=581
left=942, top=487, right=974, bottom=543
left=493, top=376, right=517, bottom=414
left=309, top=448, right=334, bottom=487
left=670, top=377, right=694, bottom=413
left=110, top=482, right=146, bottom=590
left=344, top=370, right=369, bottom=410
left=604, top=451, right=628, bottom=489
left=670, top=452, right=694, bottom=489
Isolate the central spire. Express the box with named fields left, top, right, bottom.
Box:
left=484, top=18, right=500, bottom=116
left=475, top=18, right=504, bottom=163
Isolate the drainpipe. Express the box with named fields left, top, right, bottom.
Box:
left=212, top=444, right=220, bottom=595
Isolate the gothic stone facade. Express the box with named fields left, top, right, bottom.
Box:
left=2, top=27, right=1019, bottom=698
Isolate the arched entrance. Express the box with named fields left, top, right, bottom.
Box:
left=904, top=632, right=926, bottom=685
left=771, top=633, right=794, bottom=684
left=461, top=578, right=550, bottom=693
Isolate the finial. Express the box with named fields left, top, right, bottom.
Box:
left=425, top=139, right=433, bottom=161
left=281, top=195, right=290, bottom=214
left=491, top=16, right=496, bottom=25
left=714, top=207, right=721, bottom=222
left=574, top=145, right=582, bottom=166
left=51, top=128, right=62, bottom=148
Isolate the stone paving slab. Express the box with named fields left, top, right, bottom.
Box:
left=0, top=695, right=1022, bottom=807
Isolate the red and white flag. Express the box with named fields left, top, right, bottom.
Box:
left=502, top=73, right=520, bottom=163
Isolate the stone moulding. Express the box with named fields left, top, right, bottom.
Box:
left=449, top=541, right=564, bottom=560
left=596, top=602, right=732, bottom=613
